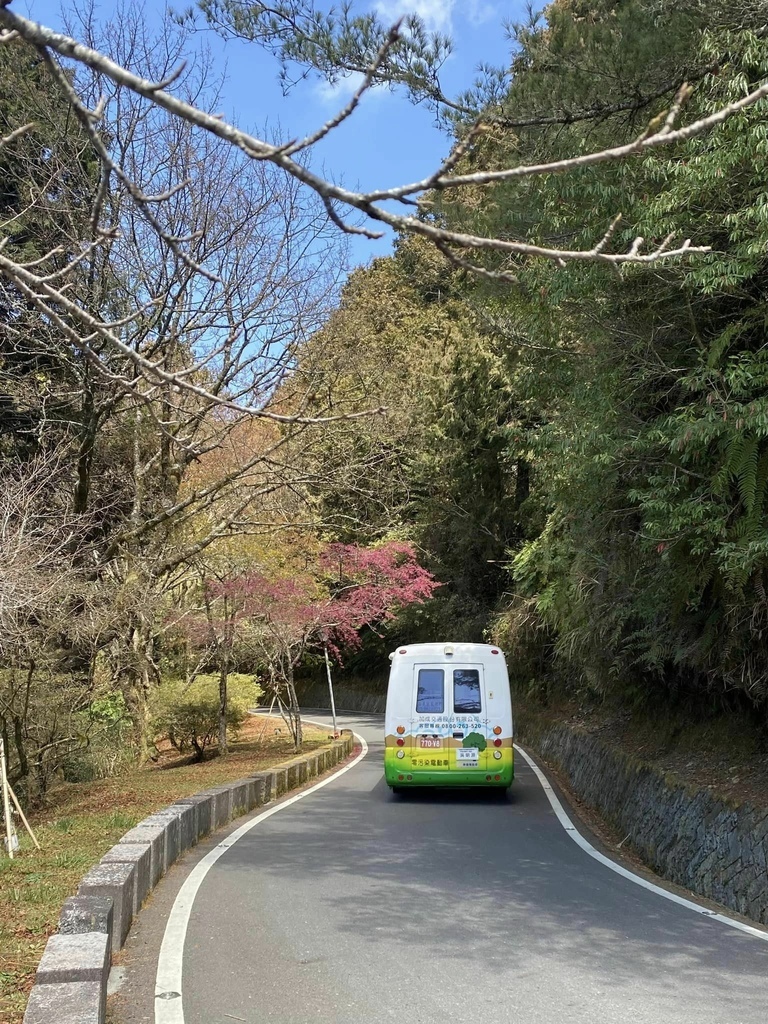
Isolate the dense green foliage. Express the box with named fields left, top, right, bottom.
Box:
left=298, top=238, right=529, bottom=640
left=306, top=0, right=768, bottom=719
left=485, top=2, right=768, bottom=711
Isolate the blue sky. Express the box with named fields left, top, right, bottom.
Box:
left=23, top=0, right=527, bottom=266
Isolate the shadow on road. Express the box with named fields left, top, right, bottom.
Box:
left=196, top=723, right=768, bottom=1022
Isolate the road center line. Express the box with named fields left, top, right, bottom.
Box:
left=515, top=742, right=768, bottom=943
left=154, top=727, right=369, bottom=1024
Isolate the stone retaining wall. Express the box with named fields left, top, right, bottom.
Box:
left=23, top=731, right=355, bottom=1024
left=297, top=681, right=386, bottom=714
left=518, top=715, right=768, bottom=926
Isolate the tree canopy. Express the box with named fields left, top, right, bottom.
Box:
left=4, top=0, right=768, bottom=804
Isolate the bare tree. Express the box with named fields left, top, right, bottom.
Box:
left=0, top=4, right=358, bottom=756
left=0, top=455, right=84, bottom=656
left=0, top=456, right=100, bottom=798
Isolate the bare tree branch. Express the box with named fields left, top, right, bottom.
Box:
left=4, top=4, right=764, bottom=293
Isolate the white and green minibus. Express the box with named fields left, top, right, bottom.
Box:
left=384, top=642, right=514, bottom=791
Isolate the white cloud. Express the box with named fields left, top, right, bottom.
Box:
left=315, top=72, right=389, bottom=106
left=315, top=73, right=366, bottom=104
left=466, top=0, right=497, bottom=26
left=374, top=0, right=456, bottom=34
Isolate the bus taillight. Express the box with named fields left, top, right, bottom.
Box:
left=396, top=738, right=404, bottom=746
left=493, top=726, right=502, bottom=735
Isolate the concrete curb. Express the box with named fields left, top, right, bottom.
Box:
left=23, top=729, right=355, bottom=1024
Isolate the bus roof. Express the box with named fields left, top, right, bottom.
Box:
left=389, top=642, right=505, bottom=659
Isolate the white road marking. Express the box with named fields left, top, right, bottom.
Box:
left=154, top=718, right=766, bottom=1024
left=515, top=742, right=768, bottom=943
left=155, top=727, right=369, bottom=1024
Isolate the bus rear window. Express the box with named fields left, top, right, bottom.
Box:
left=416, top=669, right=444, bottom=713
left=454, top=669, right=481, bottom=713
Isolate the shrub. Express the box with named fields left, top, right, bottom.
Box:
left=151, top=674, right=259, bottom=761
left=61, top=690, right=135, bottom=783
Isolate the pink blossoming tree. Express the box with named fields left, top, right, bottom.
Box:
left=207, top=541, right=438, bottom=750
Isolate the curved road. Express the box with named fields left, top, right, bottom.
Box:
left=126, top=712, right=768, bottom=1024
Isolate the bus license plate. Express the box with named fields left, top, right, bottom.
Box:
left=457, top=748, right=479, bottom=766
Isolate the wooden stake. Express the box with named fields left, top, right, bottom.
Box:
left=0, top=738, right=15, bottom=859
left=8, top=780, right=40, bottom=850
left=256, top=694, right=277, bottom=744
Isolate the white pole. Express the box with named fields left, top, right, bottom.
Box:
left=8, top=781, right=40, bottom=850
left=256, top=694, right=277, bottom=744
left=324, top=645, right=338, bottom=738
left=0, top=738, right=14, bottom=860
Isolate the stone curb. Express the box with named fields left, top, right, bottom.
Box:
left=23, top=730, right=355, bottom=1024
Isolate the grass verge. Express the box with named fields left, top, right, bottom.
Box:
left=0, top=715, right=333, bottom=1024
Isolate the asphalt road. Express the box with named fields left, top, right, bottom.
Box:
left=122, top=712, right=768, bottom=1024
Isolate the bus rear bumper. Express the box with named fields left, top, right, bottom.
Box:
left=385, top=767, right=514, bottom=789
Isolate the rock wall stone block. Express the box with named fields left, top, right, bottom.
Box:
left=58, top=896, right=113, bottom=938
left=175, top=792, right=214, bottom=840
left=35, top=933, right=110, bottom=989
left=228, top=780, right=250, bottom=817
left=200, top=786, right=233, bottom=828
left=273, top=768, right=288, bottom=796
left=250, top=770, right=272, bottom=802
left=165, top=803, right=198, bottom=852
left=100, top=843, right=151, bottom=915
left=78, top=862, right=135, bottom=951
left=247, top=774, right=266, bottom=806
left=118, top=822, right=166, bottom=887
left=23, top=980, right=103, bottom=1024
left=140, top=811, right=180, bottom=870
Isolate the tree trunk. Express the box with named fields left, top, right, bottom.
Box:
left=73, top=375, right=96, bottom=515
left=514, top=457, right=531, bottom=509
left=127, top=621, right=158, bottom=762
left=14, top=660, right=33, bottom=781
left=285, top=660, right=302, bottom=753
left=13, top=714, right=28, bottom=782
left=218, top=599, right=232, bottom=755
left=218, top=657, right=229, bottom=755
